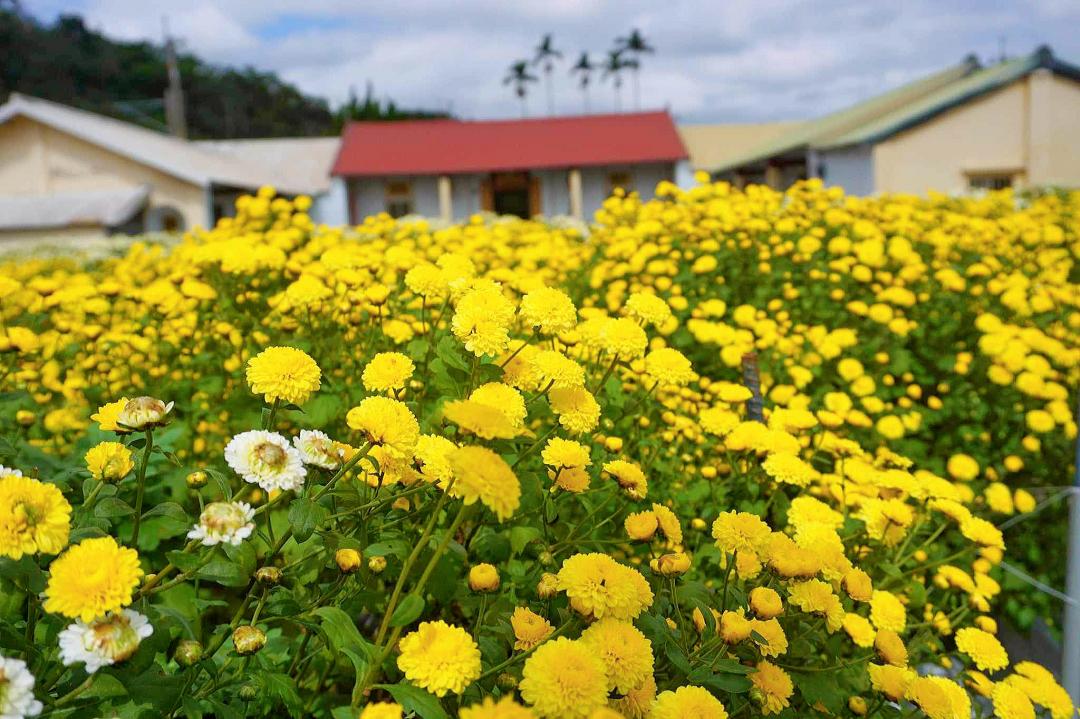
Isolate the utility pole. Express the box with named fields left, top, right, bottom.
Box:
left=1063, top=396, right=1080, bottom=702
left=163, top=16, right=187, bottom=138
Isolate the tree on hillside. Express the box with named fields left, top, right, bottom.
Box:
left=0, top=6, right=448, bottom=138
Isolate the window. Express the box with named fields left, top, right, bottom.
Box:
left=609, top=171, right=634, bottom=194
left=968, top=173, right=1014, bottom=191
left=385, top=180, right=414, bottom=218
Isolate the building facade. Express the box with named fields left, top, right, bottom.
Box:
left=331, top=112, right=690, bottom=223
left=0, top=94, right=338, bottom=243
left=709, top=46, right=1080, bottom=195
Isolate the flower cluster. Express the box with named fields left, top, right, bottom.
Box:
left=0, top=179, right=1075, bottom=718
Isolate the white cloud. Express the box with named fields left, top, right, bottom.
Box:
left=25, top=0, right=1080, bottom=123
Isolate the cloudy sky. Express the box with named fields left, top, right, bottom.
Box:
left=26, top=0, right=1080, bottom=123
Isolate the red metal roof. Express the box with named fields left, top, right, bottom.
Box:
left=331, top=111, right=688, bottom=176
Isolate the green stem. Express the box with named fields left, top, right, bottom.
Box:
left=264, top=397, right=281, bottom=430
left=129, top=428, right=154, bottom=547
left=82, top=481, right=105, bottom=511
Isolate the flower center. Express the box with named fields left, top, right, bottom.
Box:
left=254, top=441, right=286, bottom=469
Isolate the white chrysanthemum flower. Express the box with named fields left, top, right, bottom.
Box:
left=293, top=430, right=340, bottom=470
left=0, top=465, right=23, bottom=478
left=187, top=502, right=255, bottom=546
left=59, top=609, right=153, bottom=674
left=0, top=655, right=42, bottom=718
left=224, top=430, right=306, bottom=492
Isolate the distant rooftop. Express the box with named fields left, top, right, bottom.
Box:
left=332, top=111, right=688, bottom=176
left=0, top=93, right=336, bottom=195
left=709, top=45, right=1080, bottom=173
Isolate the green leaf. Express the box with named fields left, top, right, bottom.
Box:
left=167, top=550, right=204, bottom=573
left=258, top=673, right=305, bottom=718
left=288, top=498, right=329, bottom=543
left=436, top=336, right=470, bottom=372
left=509, top=526, right=543, bottom=555
left=376, top=683, right=450, bottom=719
left=94, top=496, right=135, bottom=518
left=314, top=607, right=375, bottom=706
left=196, top=560, right=250, bottom=587
left=390, top=594, right=425, bottom=628
left=364, top=538, right=411, bottom=558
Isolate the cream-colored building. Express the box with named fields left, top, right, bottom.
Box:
left=708, top=46, right=1080, bottom=194
left=0, top=93, right=340, bottom=244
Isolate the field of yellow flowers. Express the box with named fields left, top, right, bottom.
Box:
left=0, top=178, right=1076, bottom=719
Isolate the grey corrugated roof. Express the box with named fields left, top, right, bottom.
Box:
left=0, top=94, right=330, bottom=195
left=195, top=137, right=340, bottom=194
left=820, top=46, right=1080, bottom=149
left=712, top=46, right=1080, bottom=172
left=0, top=186, right=149, bottom=230
left=709, top=57, right=981, bottom=172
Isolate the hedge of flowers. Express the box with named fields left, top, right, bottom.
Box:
left=0, top=178, right=1076, bottom=719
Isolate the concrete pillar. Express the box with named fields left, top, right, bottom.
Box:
left=568, top=168, right=583, bottom=220
left=764, top=163, right=782, bottom=189
left=437, top=175, right=452, bottom=222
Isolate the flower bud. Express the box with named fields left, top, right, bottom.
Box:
left=368, top=555, right=387, bottom=574
left=255, top=566, right=282, bottom=586
left=848, top=696, right=868, bottom=715
left=174, top=639, right=203, bottom=667
left=496, top=673, right=518, bottom=690
left=654, top=552, right=691, bottom=576
left=536, top=572, right=558, bottom=599
left=335, top=548, right=362, bottom=574
left=232, top=625, right=266, bottom=655
left=15, top=410, right=34, bottom=426
left=186, top=470, right=208, bottom=488
left=117, top=396, right=173, bottom=430
left=749, top=587, right=783, bottom=619
left=538, top=551, right=554, bottom=567
left=468, top=563, right=500, bottom=592
left=238, top=684, right=258, bottom=701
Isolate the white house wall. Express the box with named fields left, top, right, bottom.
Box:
left=819, top=145, right=875, bottom=196
left=347, top=162, right=675, bottom=223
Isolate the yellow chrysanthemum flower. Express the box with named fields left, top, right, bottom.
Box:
left=43, top=536, right=142, bottom=622
left=955, top=627, right=1009, bottom=672
left=519, top=637, right=608, bottom=719
left=579, top=618, right=654, bottom=694
left=84, top=441, right=134, bottom=483
left=652, top=685, right=728, bottom=719
left=749, top=660, right=793, bottom=716
left=396, top=620, right=481, bottom=697
left=511, top=607, right=553, bottom=651
left=556, top=553, right=653, bottom=620
left=0, top=474, right=72, bottom=559
left=346, top=396, right=420, bottom=457
left=246, top=346, right=321, bottom=405
left=459, top=695, right=536, bottom=719
left=446, top=446, right=521, bottom=521
left=362, top=352, right=415, bottom=393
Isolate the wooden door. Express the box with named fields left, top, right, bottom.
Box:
left=480, top=178, right=494, bottom=212
left=528, top=177, right=541, bottom=217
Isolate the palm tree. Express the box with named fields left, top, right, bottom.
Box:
left=532, top=34, right=562, bottom=116
left=569, top=52, right=594, bottom=114
left=601, top=50, right=634, bottom=112
left=616, top=28, right=655, bottom=110
left=503, top=60, right=539, bottom=117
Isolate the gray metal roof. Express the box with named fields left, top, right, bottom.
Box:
left=0, top=186, right=149, bottom=230
left=0, top=93, right=335, bottom=195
